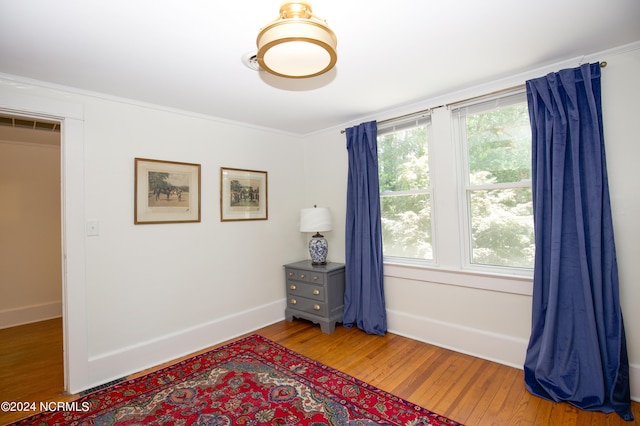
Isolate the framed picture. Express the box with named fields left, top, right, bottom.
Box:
left=134, top=158, right=201, bottom=224
left=220, top=167, right=268, bottom=221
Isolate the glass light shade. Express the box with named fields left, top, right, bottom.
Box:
left=256, top=2, right=337, bottom=78
left=300, top=207, right=332, bottom=233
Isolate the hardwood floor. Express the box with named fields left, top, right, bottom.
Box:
left=1, top=318, right=638, bottom=425
left=0, top=318, right=71, bottom=425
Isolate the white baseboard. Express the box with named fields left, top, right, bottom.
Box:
left=632, top=364, right=640, bottom=403
left=54, top=301, right=640, bottom=403
left=0, top=301, right=62, bottom=329
left=387, top=308, right=528, bottom=369
left=387, top=308, right=639, bottom=402
left=84, top=299, right=286, bottom=392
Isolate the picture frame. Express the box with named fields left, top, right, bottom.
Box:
left=134, top=158, right=201, bottom=224
left=220, top=167, right=268, bottom=221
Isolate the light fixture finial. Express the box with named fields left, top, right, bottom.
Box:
left=280, top=1, right=312, bottom=19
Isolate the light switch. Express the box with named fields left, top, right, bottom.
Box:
left=87, top=220, right=100, bottom=236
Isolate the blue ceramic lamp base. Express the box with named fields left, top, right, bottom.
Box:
left=309, top=233, right=328, bottom=265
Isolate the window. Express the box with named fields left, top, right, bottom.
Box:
left=453, top=92, right=534, bottom=270
left=377, top=113, right=433, bottom=262
left=377, top=90, right=534, bottom=277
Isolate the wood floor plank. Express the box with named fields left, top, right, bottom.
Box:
left=380, top=342, right=441, bottom=397
left=472, top=366, right=520, bottom=423
left=1, top=318, right=639, bottom=425
left=451, top=360, right=504, bottom=424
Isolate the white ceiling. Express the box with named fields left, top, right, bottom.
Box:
left=1, top=0, right=639, bottom=135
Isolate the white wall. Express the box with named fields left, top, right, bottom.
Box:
left=0, top=139, right=62, bottom=327
left=80, top=100, right=295, bottom=349
left=81, top=101, right=309, bottom=386
left=304, top=43, right=640, bottom=400
left=0, top=80, right=307, bottom=392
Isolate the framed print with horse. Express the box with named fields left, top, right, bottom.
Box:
left=220, top=167, right=268, bottom=221
left=134, top=158, right=201, bottom=224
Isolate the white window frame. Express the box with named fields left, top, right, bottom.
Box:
left=377, top=113, right=435, bottom=265
left=380, top=91, right=534, bottom=296
left=452, top=90, right=534, bottom=277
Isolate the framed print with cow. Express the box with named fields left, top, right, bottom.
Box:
left=134, top=158, right=201, bottom=224
left=220, top=167, right=268, bottom=221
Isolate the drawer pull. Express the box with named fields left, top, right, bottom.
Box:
left=288, top=272, right=294, bottom=277
left=313, top=289, right=320, bottom=295
left=312, top=276, right=319, bottom=281
left=290, top=284, right=297, bottom=290
left=291, top=298, right=297, bottom=305
left=313, top=304, right=320, bottom=311
left=300, top=274, right=305, bottom=279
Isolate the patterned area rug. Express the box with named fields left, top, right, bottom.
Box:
left=12, top=334, right=462, bottom=425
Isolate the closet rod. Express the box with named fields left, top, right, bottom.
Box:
left=340, top=61, right=607, bottom=134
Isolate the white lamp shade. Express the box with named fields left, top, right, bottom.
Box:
left=300, top=207, right=332, bottom=232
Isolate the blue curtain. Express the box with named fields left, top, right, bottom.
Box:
left=343, top=121, right=387, bottom=336
left=524, top=63, right=633, bottom=421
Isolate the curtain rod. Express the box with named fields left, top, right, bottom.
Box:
left=339, top=85, right=520, bottom=134
left=340, top=61, right=607, bottom=134
left=340, top=108, right=434, bottom=134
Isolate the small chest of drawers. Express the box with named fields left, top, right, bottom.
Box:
left=284, top=261, right=345, bottom=334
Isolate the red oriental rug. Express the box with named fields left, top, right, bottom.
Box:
left=11, top=334, right=462, bottom=425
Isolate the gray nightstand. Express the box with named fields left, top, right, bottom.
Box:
left=284, top=260, right=345, bottom=334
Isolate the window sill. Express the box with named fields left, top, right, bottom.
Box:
left=383, top=261, right=533, bottom=296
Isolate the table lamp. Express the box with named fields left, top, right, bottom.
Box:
left=300, top=206, right=333, bottom=265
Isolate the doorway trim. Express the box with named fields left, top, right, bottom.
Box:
left=0, top=82, right=88, bottom=394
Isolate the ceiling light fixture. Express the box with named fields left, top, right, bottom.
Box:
left=256, top=1, right=337, bottom=79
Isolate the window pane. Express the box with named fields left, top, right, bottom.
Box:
left=466, top=103, right=531, bottom=185
left=381, top=194, right=433, bottom=260
left=468, top=188, right=534, bottom=268
left=378, top=126, right=429, bottom=192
